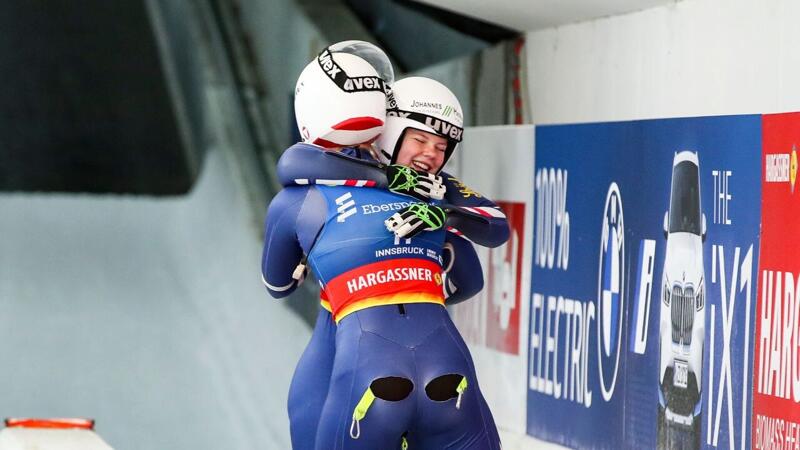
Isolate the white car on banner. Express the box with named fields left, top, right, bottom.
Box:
left=658, top=151, right=706, bottom=449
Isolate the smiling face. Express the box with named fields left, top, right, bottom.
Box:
left=393, top=128, right=448, bottom=173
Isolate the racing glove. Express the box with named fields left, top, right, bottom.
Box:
left=386, top=164, right=445, bottom=201
left=385, top=203, right=447, bottom=239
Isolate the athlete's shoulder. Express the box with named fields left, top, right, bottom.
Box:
left=276, top=143, right=320, bottom=185
left=276, top=143, right=385, bottom=187
left=280, top=142, right=321, bottom=159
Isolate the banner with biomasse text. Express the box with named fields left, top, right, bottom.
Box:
left=752, top=112, right=800, bottom=450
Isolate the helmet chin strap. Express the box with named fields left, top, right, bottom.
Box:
left=439, top=143, right=456, bottom=173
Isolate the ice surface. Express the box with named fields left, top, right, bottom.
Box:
left=0, top=151, right=309, bottom=449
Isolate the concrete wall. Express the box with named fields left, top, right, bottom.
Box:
left=526, top=0, right=800, bottom=125
left=412, top=42, right=511, bottom=127
left=235, top=0, right=507, bottom=149
left=235, top=0, right=324, bottom=151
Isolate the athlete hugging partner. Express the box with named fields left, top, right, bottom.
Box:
left=262, top=41, right=508, bottom=450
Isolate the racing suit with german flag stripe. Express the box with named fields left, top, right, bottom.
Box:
left=262, top=183, right=499, bottom=449
left=263, top=143, right=507, bottom=449
left=281, top=233, right=488, bottom=450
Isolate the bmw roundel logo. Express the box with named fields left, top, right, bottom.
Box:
left=597, top=182, right=624, bottom=402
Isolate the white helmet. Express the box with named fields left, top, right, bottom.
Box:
left=294, top=41, right=393, bottom=148
left=376, top=77, right=464, bottom=173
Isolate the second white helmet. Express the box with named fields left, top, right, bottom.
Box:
left=376, top=77, right=464, bottom=172
left=294, top=42, right=392, bottom=148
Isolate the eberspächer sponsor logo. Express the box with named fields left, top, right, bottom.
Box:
left=335, top=192, right=357, bottom=222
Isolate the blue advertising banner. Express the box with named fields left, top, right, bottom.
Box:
left=528, top=116, right=761, bottom=450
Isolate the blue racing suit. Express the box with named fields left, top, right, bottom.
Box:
left=264, top=143, right=508, bottom=449
left=262, top=183, right=500, bottom=449
left=282, top=231, right=485, bottom=450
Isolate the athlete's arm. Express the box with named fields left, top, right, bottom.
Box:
left=440, top=173, right=510, bottom=248
left=277, top=145, right=509, bottom=246
left=277, top=143, right=444, bottom=200
left=384, top=174, right=511, bottom=245
left=261, top=187, right=311, bottom=298
left=276, top=143, right=387, bottom=187
left=442, top=234, right=484, bottom=305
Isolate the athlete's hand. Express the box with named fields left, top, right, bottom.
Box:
left=385, top=203, right=447, bottom=239
left=386, top=165, right=445, bottom=201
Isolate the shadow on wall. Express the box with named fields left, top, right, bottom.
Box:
left=0, top=0, right=201, bottom=195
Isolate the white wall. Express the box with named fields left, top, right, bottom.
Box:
left=527, top=0, right=800, bottom=124
left=449, top=126, right=534, bottom=435
left=416, top=0, right=672, bottom=32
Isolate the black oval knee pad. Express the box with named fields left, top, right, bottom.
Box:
left=370, top=376, right=414, bottom=402
left=425, top=373, right=464, bottom=402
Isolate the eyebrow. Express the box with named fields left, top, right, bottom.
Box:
left=409, top=129, right=447, bottom=147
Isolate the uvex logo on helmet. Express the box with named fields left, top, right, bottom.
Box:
left=343, top=77, right=384, bottom=92
left=386, top=90, right=398, bottom=110
left=318, top=49, right=342, bottom=78
left=386, top=110, right=463, bottom=142
left=424, top=116, right=463, bottom=141
left=387, top=110, right=411, bottom=119
left=318, top=49, right=386, bottom=94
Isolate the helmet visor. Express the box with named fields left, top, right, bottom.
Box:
left=317, top=41, right=393, bottom=95
left=328, top=40, right=394, bottom=85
